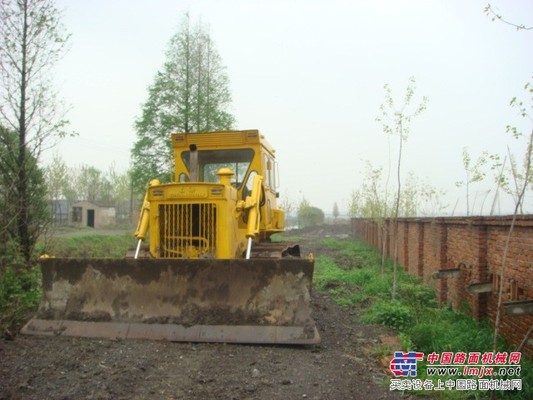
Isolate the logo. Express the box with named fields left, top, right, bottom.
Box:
left=389, top=351, right=424, bottom=377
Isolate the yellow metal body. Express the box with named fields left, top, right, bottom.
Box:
left=137, top=130, right=285, bottom=259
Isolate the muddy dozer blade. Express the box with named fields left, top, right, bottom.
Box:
left=21, top=258, right=320, bottom=344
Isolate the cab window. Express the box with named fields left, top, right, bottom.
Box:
left=181, top=148, right=254, bottom=187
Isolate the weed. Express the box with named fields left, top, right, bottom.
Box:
left=0, top=265, right=41, bottom=337
left=363, top=300, right=413, bottom=331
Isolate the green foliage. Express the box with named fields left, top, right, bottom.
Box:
left=0, top=126, right=50, bottom=261
left=0, top=240, right=25, bottom=268
left=0, top=265, right=41, bottom=336
left=497, top=80, right=533, bottom=214
left=314, top=256, right=348, bottom=290
left=348, top=162, right=387, bottom=219
left=45, top=153, right=69, bottom=203
left=348, top=162, right=446, bottom=219
left=297, top=197, right=324, bottom=228
left=131, top=13, right=235, bottom=193
left=362, top=300, right=413, bottom=331
left=455, top=147, right=490, bottom=215
left=407, top=309, right=494, bottom=353
left=269, top=233, right=303, bottom=243
left=0, top=0, right=72, bottom=262
left=397, top=280, right=437, bottom=322
left=314, top=252, right=391, bottom=303
left=44, top=157, right=133, bottom=224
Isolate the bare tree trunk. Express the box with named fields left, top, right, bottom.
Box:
left=380, top=221, right=387, bottom=275
left=391, top=121, right=404, bottom=300
left=17, top=1, right=31, bottom=262
left=492, top=128, right=532, bottom=352
left=517, top=323, right=533, bottom=352
left=490, top=155, right=506, bottom=216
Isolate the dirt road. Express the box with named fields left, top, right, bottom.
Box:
left=0, top=228, right=405, bottom=400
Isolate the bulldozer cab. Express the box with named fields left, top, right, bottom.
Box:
left=173, top=130, right=279, bottom=206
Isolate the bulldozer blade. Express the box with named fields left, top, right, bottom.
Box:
left=21, top=258, right=320, bottom=345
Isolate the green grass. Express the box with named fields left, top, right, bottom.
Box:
left=314, top=240, right=394, bottom=304
left=0, top=265, right=41, bottom=336
left=41, top=233, right=137, bottom=258
left=270, top=233, right=303, bottom=243
left=315, top=238, right=532, bottom=399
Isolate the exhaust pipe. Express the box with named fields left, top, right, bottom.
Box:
left=189, top=144, right=199, bottom=182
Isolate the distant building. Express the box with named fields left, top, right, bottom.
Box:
left=70, top=201, right=116, bottom=228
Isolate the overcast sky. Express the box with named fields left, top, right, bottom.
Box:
left=48, top=0, right=533, bottom=216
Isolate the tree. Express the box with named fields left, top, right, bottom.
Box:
left=455, top=147, right=489, bottom=216
left=44, top=153, right=69, bottom=224
left=278, top=192, right=295, bottom=215
left=484, top=4, right=532, bottom=31
left=297, top=197, right=324, bottom=228
left=349, top=162, right=391, bottom=273
left=348, top=161, right=388, bottom=219
left=492, top=80, right=533, bottom=353
left=349, top=162, right=446, bottom=219
left=376, top=76, right=428, bottom=299
left=490, top=147, right=532, bottom=215
left=44, top=156, right=134, bottom=224
left=70, top=165, right=112, bottom=203
left=349, top=160, right=445, bottom=274
left=107, top=164, right=131, bottom=203
left=0, top=0, right=70, bottom=262
left=131, top=14, right=235, bottom=193
left=0, top=126, right=48, bottom=263
left=332, top=202, right=339, bottom=221
left=484, top=7, right=532, bottom=353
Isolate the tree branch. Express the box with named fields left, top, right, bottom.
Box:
left=484, top=4, right=533, bottom=31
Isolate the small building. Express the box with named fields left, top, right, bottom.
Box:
left=70, top=201, right=116, bottom=228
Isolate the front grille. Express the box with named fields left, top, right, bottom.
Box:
left=159, top=203, right=217, bottom=258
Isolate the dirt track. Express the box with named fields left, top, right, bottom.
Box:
left=0, top=227, right=406, bottom=400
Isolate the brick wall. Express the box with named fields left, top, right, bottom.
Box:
left=351, top=216, right=533, bottom=358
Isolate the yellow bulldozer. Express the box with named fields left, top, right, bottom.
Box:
left=22, top=130, right=320, bottom=344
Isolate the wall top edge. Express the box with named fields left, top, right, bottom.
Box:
left=351, top=215, right=533, bottom=227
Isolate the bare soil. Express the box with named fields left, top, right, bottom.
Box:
left=0, top=225, right=410, bottom=400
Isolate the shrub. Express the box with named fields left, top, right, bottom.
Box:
left=362, top=300, right=413, bottom=331
left=0, top=265, right=41, bottom=336
left=297, top=205, right=324, bottom=228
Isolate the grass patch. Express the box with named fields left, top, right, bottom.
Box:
left=0, top=265, right=41, bottom=337
left=316, top=238, right=532, bottom=399
left=41, top=233, right=136, bottom=258
left=270, top=233, right=303, bottom=243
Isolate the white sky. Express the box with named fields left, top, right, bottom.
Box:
left=47, top=0, right=533, bottom=216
